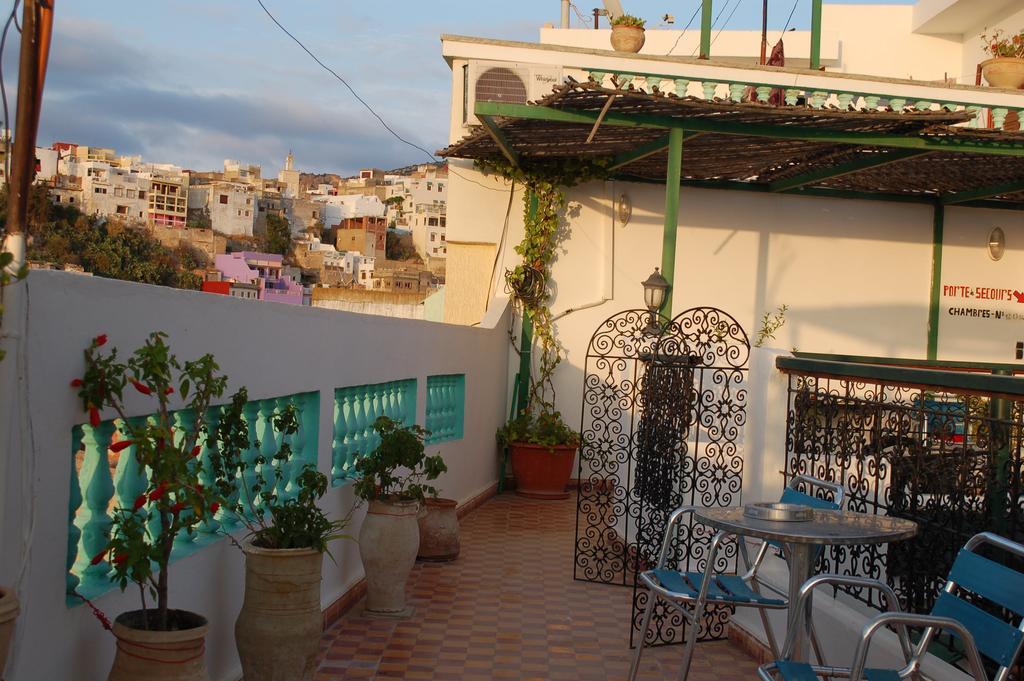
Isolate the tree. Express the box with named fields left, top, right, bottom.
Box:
left=186, top=207, right=212, bottom=229
left=264, top=213, right=292, bottom=256
left=385, top=229, right=415, bottom=261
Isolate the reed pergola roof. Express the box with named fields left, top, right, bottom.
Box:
left=439, top=78, right=1024, bottom=209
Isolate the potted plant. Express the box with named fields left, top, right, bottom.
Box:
left=72, top=332, right=227, bottom=681
left=352, top=416, right=446, bottom=617
left=980, top=28, right=1024, bottom=89
left=498, top=411, right=581, bottom=499
left=610, top=14, right=646, bottom=53
left=208, top=388, right=352, bottom=681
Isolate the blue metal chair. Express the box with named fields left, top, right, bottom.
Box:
left=758, top=532, right=1024, bottom=681
left=628, top=474, right=844, bottom=681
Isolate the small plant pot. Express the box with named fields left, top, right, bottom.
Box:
left=0, top=586, right=19, bottom=678
left=981, top=57, right=1024, bottom=89
left=108, top=609, right=209, bottom=681
left=418, top=498, right=461, bottom=561
left=509, top=442, right=577, bottom=499
left=358, top=498, right=420, bottom=617
left=235, top=544, right=323, bottom=681
left=610, top=25, right=645, bottom=53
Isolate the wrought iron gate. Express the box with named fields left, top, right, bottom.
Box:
left=574, top=308, right=750, bottom=647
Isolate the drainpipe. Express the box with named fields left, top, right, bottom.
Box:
left=560, top=0, right=570, bottom=29
left=926, top=203, right=944, bottom=361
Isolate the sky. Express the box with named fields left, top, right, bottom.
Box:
left=26, top=0, right=914, bottom=177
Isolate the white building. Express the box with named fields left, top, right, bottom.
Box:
left=340, top=250, right=376, bottom=289
left=74, top=162, right=150, bottom=224
left=277, top=151, right=300, bottom=198
left=410, top=203, right=447, bottom=261
left=188, top=181, right=257, bottom=236
left=309, top=193, right=386, bottom=230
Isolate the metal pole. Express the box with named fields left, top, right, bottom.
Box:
left=515, top=191, right=539, bottom=414
left=989, top=370, right=1012, bottom=534
left=760, top=0, right=769, bottom=65
left=699, top=0, right=713, bottom=59
left=926, top=203, right=944, bottom=361
left=809, top=0, right=822, bottom=70
left=660, top=129, right=684, bottom=316
left=5, top=0, right=42, bottom=257
left=561, top=0, right=570, bottom=28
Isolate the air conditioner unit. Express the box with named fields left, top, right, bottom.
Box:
left=463, top=61, right=565, bottom=126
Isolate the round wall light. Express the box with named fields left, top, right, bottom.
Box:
left=616, top=193, right=632, bottom=227
left=988, top=227, right=1006, bottom=261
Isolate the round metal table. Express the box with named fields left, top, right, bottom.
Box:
left=692, top=507, right=918, bottom=662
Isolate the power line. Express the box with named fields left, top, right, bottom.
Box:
left=779, top=0, right=800, bottom=41
left=711, top=0, right=745, bottom=48
left=667, top=2, right=702, bottom=56
left=255, top=0, right=507, bottom=193
left=691, top=0, right=735, bottom=56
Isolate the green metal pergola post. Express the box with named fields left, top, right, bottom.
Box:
left=660, top=128, right=684, bottom=316
left=989, top=369, right=1012, bottom=534
left=699, top=0, right=713, bottom=60
left=810, top=0, right=823, bottom=70
left=515, top=191, right=539, bottom=415
left=926, top=203, right=944, bottom=361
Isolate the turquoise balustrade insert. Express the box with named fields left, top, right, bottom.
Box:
left=66, top=390, right=319, bottom=606
left=425, top=374, right=465, bottom=445
left=332, top=379, right=417, bottom=485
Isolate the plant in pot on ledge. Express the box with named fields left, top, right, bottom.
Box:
left=353, top=416, right=446, bottom=617
left=610, top=14, right=646, bottom=53
left=72, top=332, right=227, bottom=681
left=980, top=27, right=1024, bottom=89
left=208, top=387, right=352, bottom=681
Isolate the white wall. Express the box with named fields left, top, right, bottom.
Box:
left=0, top=271, right=510, bottom=681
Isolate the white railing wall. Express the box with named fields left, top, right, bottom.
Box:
left=0, top=271, right=510, bottom=681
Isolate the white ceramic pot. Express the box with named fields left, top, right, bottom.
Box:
left=610, top=25, right=645, bottom=53
left=235, top=544, right=323, bottom=681
left=417, top=498, right=461, bottom=561
left=0, top=586, right=19, bottom=679
left=982, top=57, right=1024, bottom=89
left=358, top=497, right=420, bottom=616
left=108, top=609, right=209, bottom=681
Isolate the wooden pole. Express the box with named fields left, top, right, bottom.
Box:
left=760, top=0, right=768, bottom=65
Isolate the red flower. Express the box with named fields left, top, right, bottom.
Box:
left=210, top=502, right=220, bottom=514
left=89, top=549, right=107, bottom=565
left=170, top=501, right=185, bottom=514
left=132, top=494, right=146, bottom=511
left=112, top=553, right=128, bottom=566
left=149, top=484, right=167, bottom=502
left=130, top=380, right=152, bottom=395
left=94, top=334, right=108, bottom=347
left=69, top=378, right=83, bottom=388
left=164, top=387, right=174, bottom=396
left=109, top=440, right=133, bottom=453
left=88, top=406, right=101, bottom=427
left=190, top=445, right=202, bottom=459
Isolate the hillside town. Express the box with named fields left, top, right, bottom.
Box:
left=21, top=142, right=448, bottom=318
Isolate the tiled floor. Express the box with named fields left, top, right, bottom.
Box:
left=316, top=493, right=759, bottom=680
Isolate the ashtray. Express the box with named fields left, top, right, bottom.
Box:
left=743, top=503, right=814, bottom=522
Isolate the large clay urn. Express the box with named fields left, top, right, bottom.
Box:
left=509, top=442, right=577, bottom=499
left=0, top=586, right=19, bottom=678
left=108, top=609, right=209, bottom=681
left=417, top=498, right=460, bottom=561
left=235, top=544, right=323, bottom=681
left=610, top=25, right=645, bottom=53
left=358, top=497, right=420, bottom=616
left=982, top=57, right=1024, bottom=89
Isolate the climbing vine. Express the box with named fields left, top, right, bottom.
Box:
left=477, top=157, right=609, bottom=416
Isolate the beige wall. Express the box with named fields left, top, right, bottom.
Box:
left=443, top=241, right=497, bottom=325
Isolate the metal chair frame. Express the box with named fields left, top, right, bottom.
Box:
left=629, top=474, right=845, bottom=681
left=758, top=532, right=1024, bottom=681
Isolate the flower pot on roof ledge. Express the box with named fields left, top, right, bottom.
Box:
left=235, top=543, right=323, bottom=681
left=509, top=442, right=577, bottom=500
left=610, top=25, right=645, bottom=53
left=981, top=57, right=1024, bottom=89
left=0, top=586, right=19, bottom=679
left=358, top=497, right=420, bottom=617
left=417, top=497, right=461, bottom=561
left=107, top=609, right=209, bottom=681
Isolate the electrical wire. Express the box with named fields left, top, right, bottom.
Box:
left=691, top=0, right=735, bottom=56
left=667, top=2, right=702, bottom=56
left=569, top=2, right=591, bottom=27
left=255, top=0, right=506, bottom=193
left=0, top=1, right=22, bottom=151
left=710, top=0, right=745, bottom=48
left=779, top=0, right=800, bottom=41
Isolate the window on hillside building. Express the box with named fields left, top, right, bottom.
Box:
left=114, top=187, right=123, bottom=197
left=220, top=194, right=228, bottom=204
left=127, top=189, right=136, bottom=199
left=430, top=234, right=436, bottom=242
left=138, top=191, right=146, bottom=200
left=116, top=205, right=128, bottom=215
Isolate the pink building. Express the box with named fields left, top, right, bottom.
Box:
left=211, top=252, right=304, bottom=305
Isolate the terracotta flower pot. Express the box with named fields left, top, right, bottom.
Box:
left=235, top=544, right=323, bottom=681
left=610, top=25, right=645, bottom=53
left=0, top=586, right=19, bottom=678
left=417, top=498, right=461, bottom=561
left=981, top=57, right=1024, bottom=89
left=358, top=497, right=420, bottom=617
left=108, top=609, right=208, bottom=681
left=509, top=442, right=577, bottom=499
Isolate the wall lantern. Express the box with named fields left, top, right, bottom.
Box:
left=642, top=267, right=670, bottom=335
left=616, top=193, right=632, bottom=227
left=988, top=227, right=1006, bottom=261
